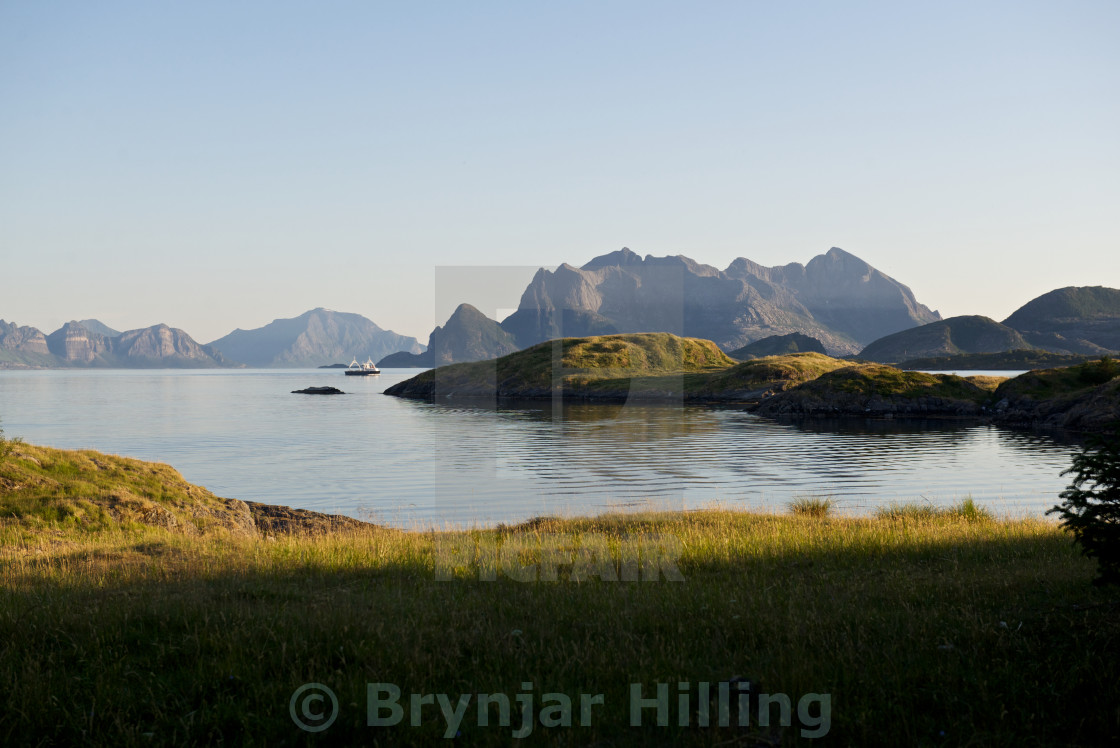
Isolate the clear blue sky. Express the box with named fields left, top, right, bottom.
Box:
left=2, top=1, right=1117, bottom=343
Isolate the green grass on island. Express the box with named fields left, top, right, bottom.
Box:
left=386, top=333, right=853, bottom=401
left=2, top=442, right=1118, bottom=745
left=386, top=333, right=1120, bottom=432
left=994, top=356, right=1120, bottom=401
left=780, top=364, right=1005, bottom=402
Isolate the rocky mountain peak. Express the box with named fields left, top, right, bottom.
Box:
left=506, top=247, right=939, bottom=353
left=580, top=247, right=643, bottom=270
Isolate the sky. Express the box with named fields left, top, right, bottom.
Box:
left=1, top=1, right=1118, bottom=344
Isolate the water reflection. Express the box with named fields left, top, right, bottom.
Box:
left=0, top=369, right=1080, bottom=526
left=394, top=397, right=1078, bottom=521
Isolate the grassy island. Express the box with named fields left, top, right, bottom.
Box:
left=384, top=333, right=852, bottom=401
left=2, top=442, right=1118, bottom=745
left=386, top=333, right=1120, bottom=433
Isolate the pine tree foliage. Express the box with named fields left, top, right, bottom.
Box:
left=1049, top=424, right=1120, bottom=585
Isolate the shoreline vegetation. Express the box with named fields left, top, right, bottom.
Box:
left=385, top=333, right=1120, bottom=433
left=2, top=442, right=1119, bottom=744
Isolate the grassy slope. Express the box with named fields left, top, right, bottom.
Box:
left=0, top=443, right=249, bottom=533
left=387, top=333, right=851, bottom=401
left=0, top=443, right=372, bottom=536
left=385, top=332, right=1120, bottom=426
left=1, top=444, right=1118, bottom=745
left=388, top=333, right=739, bottom=396
left=682, top=352, right=848, bottom=397
left=819, top=364, right=998, bottom=400
left=753, top=364, right=1006, bottom=418
left=994, top=357, right=1120, bottom=401
left=989, top=358, right=1120, bottom=431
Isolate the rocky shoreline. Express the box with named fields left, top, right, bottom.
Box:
left=385, top=342, right=1120, bottom=435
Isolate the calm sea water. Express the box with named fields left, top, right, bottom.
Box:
left=0, top=368, right=1079, bottom=527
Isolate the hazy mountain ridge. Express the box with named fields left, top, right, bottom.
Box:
left=205, top=308, right=425, bottom=368
left=0, top=320, right=50, bottom=356
left=0, top=308, right=421, bottom=369
left=77, top=319, right=120, bottom=338
left=1, top=320, right=231, bottom=368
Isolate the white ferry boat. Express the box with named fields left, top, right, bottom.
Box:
left=344, top=357, right=381, bottom=376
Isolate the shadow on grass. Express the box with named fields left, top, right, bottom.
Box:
left=1, top=523, right=1117, bottom=746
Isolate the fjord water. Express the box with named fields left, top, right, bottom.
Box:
left=0, top=368, right=1078, bottom=527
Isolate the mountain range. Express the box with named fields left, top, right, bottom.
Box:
left=378, top=246, right=941, bottom=366
left=503, top=247, right=939, bottom=354
left=0, top=310, right=424, bottom=369
left=4, top=252, right=1117, bottom=370
left=0, top=320, right=233, bottom=368
left=379, top=252, right=1120, bottom=367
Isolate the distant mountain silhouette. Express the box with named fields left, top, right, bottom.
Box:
left=1002, top=286, right=1120, bottom=354
left=379, top=304, right=519, bottom=367
left=0, top=320, right=54, bottom=367
left=728, top=333, right=826, bottom=360
left=859, top=315, right=1034, bottom=363
left=1, top=320, right=230, bottom=368
left=502, top=247, right=938, bottom=355
left=46, top=321, right=114, bottom=363
left=77, top=319, right=120, bottom=338
left=857, top=287, right=1120, bottom=363
left=113, top=324, right=233, bottom=365
left=207, top=308, right=424, bottom=367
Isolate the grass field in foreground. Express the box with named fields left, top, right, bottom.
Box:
left=2, top=505, right=1118, bottom=746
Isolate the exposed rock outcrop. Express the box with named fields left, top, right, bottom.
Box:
left=3, top=320, right=230, bottom=368
left=503, top=247, right=939, bottom=355
left=46, top=322, right=113, bottom=363
left=0, top=320, right=52, bottom=365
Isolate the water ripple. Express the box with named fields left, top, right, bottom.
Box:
left=0, top=368, right=1081, bottom=527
